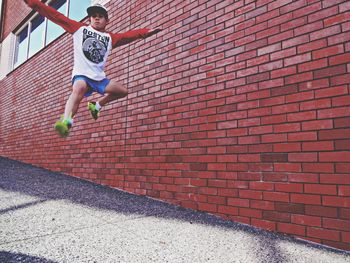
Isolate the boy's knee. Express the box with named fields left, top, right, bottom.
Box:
left=73, top=85, right=87, bottom=97
left=119, top=87, right=128, bottom=97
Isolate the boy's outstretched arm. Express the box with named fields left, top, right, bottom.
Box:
left=23, top=0, right=84, bottom=34
left=111, top=28, right=162, bottom=48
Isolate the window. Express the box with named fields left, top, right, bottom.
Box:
left=46, top=0, right=66, bottom=45
left=13, top=0, right=91, bottom=68
left=28, top=15, right=45, bottom=57
left=14, top=25, right=29, bottom=66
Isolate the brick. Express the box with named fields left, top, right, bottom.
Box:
left=298, top=58, right=328, bottom=73
left=319, top=129, right=350, bottom=140
left=275, top=183, right=303, bottom=193
left=263, top=172, right=288, bottom=182
left=274, top=123, right=301, bottom=133
left=287, top=111, right=316, bottom=122
left=271, top=103, right=299, bottom=115
left=285, top=53, right=311, bottom=67
left=288, top=173, right=319, bottom=183
left=275, top=202, right=305, bottom=214
left=331, top=73, right=350, bottom=86
left=228, top=198, right=250, bottom=207
left=271, top=85, right=298, bottom=96
left=298, top=39, right=327, bottom=54
left=299, top=78, right=329, bottom=91
left=261, top=153, right=288, bottom=162
left=305, top=205, right=338, bottom=218
left=304, top=184, right=337, bottom=195
left=313, top=45, right=344, bottom=59
left=198, top=203, right=217, bottom=213
left=303, top=163, right=334, bottom=173
left=315, top=86, right=348, bottom=99
left=300, top=99, right=331, bottom=110
left=294, top=21, right=323, bottom=36
left=286, top=91, right=314, bottom=103
left=274, top=143, right=301, bottom=153
left=288, top=153, right=317, bottom=163
left=314, top=65, right=347, bottom=79
left=340, top=208, right=350, bottom=220
left=307, top=227, right=340, bottom=241
left=292, top=214, right=321, bottom=227
left=323, top=196, right=350, bottom=207
left=308, top=6, right=338, bottom=23
left=262, top=133, right=287, bottom=143
left=271, top=47, right=296, bottom=60
left=288, top=132, right=318, bottom=142
left=334, top=117, right=350, bottom=128
left=250, top=200, right=275, bottom=210
left=291, top=194, right=321, bottom=205
left=339, top=186, right=350, bottom=196
left=271, top=66, right=297, bottom=78
left=325, top=12, right=350, bottom=27
left=335, top=140, right=350, bottom=151
left=310, top=25, right=342, bottom=41
left=261, top=114, right=287, bottom=125
left=278, top=223, right=306, bottom=236
left=319, top=152, right=350, bottom=162
left=318, top=106, right=350, bottom=119
left=323, top=218, right=350, bottom=231
left=263, top=192, right=290, bottom=202
left=239, top=208, right=262, bottom=218
left=332, top=95, right=350, bottom=107
left=251, top=219, right=276, bottom=231
left=285, top=72, right=314, bottom=85
left=274, top=163, right=302, bottom=172
left=239, top=189, right=263, bottom=200
left=320, top=174, right=350, bottom=185
left=343, top=232, right=350, bottom=243
left=218, top=205, right=238, bottom=216
left=281, top=17, right=307, bottom=31
left=302, top=120, right=333, bottom=131
left=336, top=163, right=350, bottom=173
left=263, top=211, right=290, bottom=223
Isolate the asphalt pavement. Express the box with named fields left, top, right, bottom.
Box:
left=0, top=156, right=349, bottom=263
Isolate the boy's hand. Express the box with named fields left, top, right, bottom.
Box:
left=147, top=28, right=162, bottom=37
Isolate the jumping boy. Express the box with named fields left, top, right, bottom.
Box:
left=24, top=0, right=161, bottom=137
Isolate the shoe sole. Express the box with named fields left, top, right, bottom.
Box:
left=54, top=122, right=69, bottom=138
left=88, top=102, right=99, bottom=120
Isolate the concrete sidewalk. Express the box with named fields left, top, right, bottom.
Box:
left=0, top=157, right=349, bottom=263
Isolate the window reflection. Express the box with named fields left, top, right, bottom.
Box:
left=15, top=25, right=29, bottom=66
left=46, top=0, right=66, bottom=45
left=28, top=15, right=45, bottom=57
left=69, top=0, right=90, bottom=21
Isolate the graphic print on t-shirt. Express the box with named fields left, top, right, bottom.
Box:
left=82, top=28, right=110, bottom=64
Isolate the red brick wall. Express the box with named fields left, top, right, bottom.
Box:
left=1, top=0, right=31, bottom=40
left=1, top=0, right=350, bottom=251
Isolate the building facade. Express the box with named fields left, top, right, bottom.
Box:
left=1, top=0, right=350, bottom=250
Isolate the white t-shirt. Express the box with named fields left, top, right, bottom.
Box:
left=72, top=26, right=112, bottom=81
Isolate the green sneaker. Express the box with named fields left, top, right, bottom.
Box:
left=88, top=102, right=100, bottom=120
left=54, top=116, right=72, bottom=138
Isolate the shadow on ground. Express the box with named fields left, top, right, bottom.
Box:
left=0, top=156, right=348, bottom=260
left=0, top=251, right=58, bottom=263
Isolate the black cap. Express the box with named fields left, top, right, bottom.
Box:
left=87, top=4, right=108, bottom=19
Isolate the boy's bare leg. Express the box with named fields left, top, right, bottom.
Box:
left=64, top=79, right=89, bottom=119
left=98, top=80, right=128, bottom=106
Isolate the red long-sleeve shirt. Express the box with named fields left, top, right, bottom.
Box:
left=27, top=0, right=151, bottom=80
